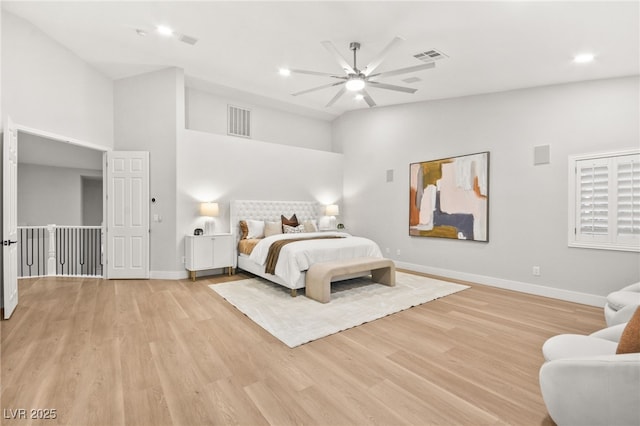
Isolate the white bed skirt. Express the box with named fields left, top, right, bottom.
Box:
left=237, top=254, right=369, bottom=291
left=238, top=254, right=306, bottom=289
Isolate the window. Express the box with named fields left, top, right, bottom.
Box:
left=568, top=149, right=640, bottom=252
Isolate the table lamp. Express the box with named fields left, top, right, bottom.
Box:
left=325, top=204, right=339, bottom=230
left=200, top=202, right=219, bottom=235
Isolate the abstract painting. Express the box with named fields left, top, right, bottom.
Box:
left=410, top=152, right=489, bottom=241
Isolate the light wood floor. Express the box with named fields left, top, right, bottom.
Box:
left=1, top=270, right=604, bottom=426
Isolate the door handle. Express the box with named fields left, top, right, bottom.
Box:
left=2, top=240, right=18, bottom=246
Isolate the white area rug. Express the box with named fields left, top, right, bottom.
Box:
left=209, top=272, right=469, bottom=348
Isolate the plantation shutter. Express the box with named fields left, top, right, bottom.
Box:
left=576, top=158, right=609, bottom=242
left=571, top=151, right=640, bottom=251
left=616, top=155, right=640, bottom=241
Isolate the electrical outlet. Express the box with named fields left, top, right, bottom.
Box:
left=181, top=256, right=186, bottom=264
left=385, top=247, right=390, bottom=254
left=396, top=249, right=401, bottom=256
left=532, top=266, right=541, bottom=276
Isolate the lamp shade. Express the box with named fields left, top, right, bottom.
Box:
left=325, top=204, right=339, bottom=216
left=200, top=202, right=219, bottom=217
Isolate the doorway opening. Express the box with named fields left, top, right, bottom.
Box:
left=17, top=130, right=106, bottom=278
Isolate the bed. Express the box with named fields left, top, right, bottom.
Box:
left=230, top=200, right=383, bottom=294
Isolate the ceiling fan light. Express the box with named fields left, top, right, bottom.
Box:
left=346, top=78, right=365, bottom=91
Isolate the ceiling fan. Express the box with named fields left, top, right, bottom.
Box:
left=289, top=37, right=436, bottom=108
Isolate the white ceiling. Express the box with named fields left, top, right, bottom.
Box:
left=3, top=1, right=639, bottom=120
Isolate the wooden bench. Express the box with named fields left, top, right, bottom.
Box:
left=305, top=257, right=396, bottom=303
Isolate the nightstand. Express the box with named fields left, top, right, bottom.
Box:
left=185, top=233, right=233, bottom=281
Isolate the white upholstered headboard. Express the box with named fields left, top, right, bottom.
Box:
left=230, top=200, right=321, bottom=239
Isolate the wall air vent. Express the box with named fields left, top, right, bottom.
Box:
left=413, top=49, right=448, bottom=63
left=228, top=105, right=252, bottom=138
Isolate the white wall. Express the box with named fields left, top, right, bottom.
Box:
left=114, top=67, right=184, bottom=275
left=1, top=11, right=113, bottom=149
left=82, top=177, right=103, bottom=226
left=176, top=129, right=343, bottom=272
left=185, top=87, right=333, bottom=152
left=1, top=3, right=4, bottom=304
left=18, top=163, right=101, bottom=226
left=333, top=76, right=640, bottom=303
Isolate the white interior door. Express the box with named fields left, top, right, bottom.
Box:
left=2, top=117, right=19, bottom=319
left=105, top=151, right=149, bottom=279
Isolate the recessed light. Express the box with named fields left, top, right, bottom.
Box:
left=574, top=53, right=595, bottom=64
left=355, top=94, right=364, bottom=101
left=279, top=68, right=291, bottom=77
left=156, top=25, right=174, bottom=36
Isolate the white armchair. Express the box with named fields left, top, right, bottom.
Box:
left=605, top=282, right=640, bottom=326
left=539, top=323, right=640, bottom=426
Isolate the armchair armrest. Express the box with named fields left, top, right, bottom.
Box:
left=540, top=354, right=640, bottom=426
left=620, top=282, right=640, bottom=292
left=589, top=322, right=627, bottom=342
left=608, top=304, right=639, bottom=327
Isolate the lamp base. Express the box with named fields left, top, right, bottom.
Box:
left=318, top=216, right=337, bottom=231
left=205, top=219, right=216, bottom=235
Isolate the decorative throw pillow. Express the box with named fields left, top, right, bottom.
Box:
left=246, top=220, right=265, bottom=239
left=283, top=224, right=305, bottom=234
left=239, top=220, right=249, bottom=239
left=281, top=214, right=299, bottom=232
left=264, top=221, right=283, bottom=237
left=302, top=220, right=318, bottom=233
left=617, top=306, right=640, bottom=354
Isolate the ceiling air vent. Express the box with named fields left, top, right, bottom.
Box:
left=228, top=105, right=251, bottom=138
left=413, top=49, right=448, bottom=63
left=402, top=76, right=422, bottom=84
left=178, top=34, right=199, bottom=46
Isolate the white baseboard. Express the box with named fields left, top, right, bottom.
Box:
left=150, top=268, right=227, bottom=280
left=150, top=270, right=189, bottom=280
left=395, top=261, right=606, bottom=308
left=151, top=262, right=607, bottom=307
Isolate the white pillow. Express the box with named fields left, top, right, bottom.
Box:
left=302, top=220, right=318, bottom=233
left=264, top=221, right=283, bottom=237
left=283, top=224, right=305, bottom=234
left=246, top=220, right=265, bottom=239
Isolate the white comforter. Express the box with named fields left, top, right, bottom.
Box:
left=248, top=231, right=383, bottom=286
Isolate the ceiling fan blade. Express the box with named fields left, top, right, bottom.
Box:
left=368, top=62, right=435, bottom=80
left=362, top=36, right=404, bottom=76
left=321, top=40, right=355, bottom=74
left=292, top=81, right=345, bottom=96
left=367, top=80, right=417, bottom=94
left=290, top=69, right=346, bottom=79
left=361, top=89, right=377, bottom=107
left=326, top=87, right=346, bottom=107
